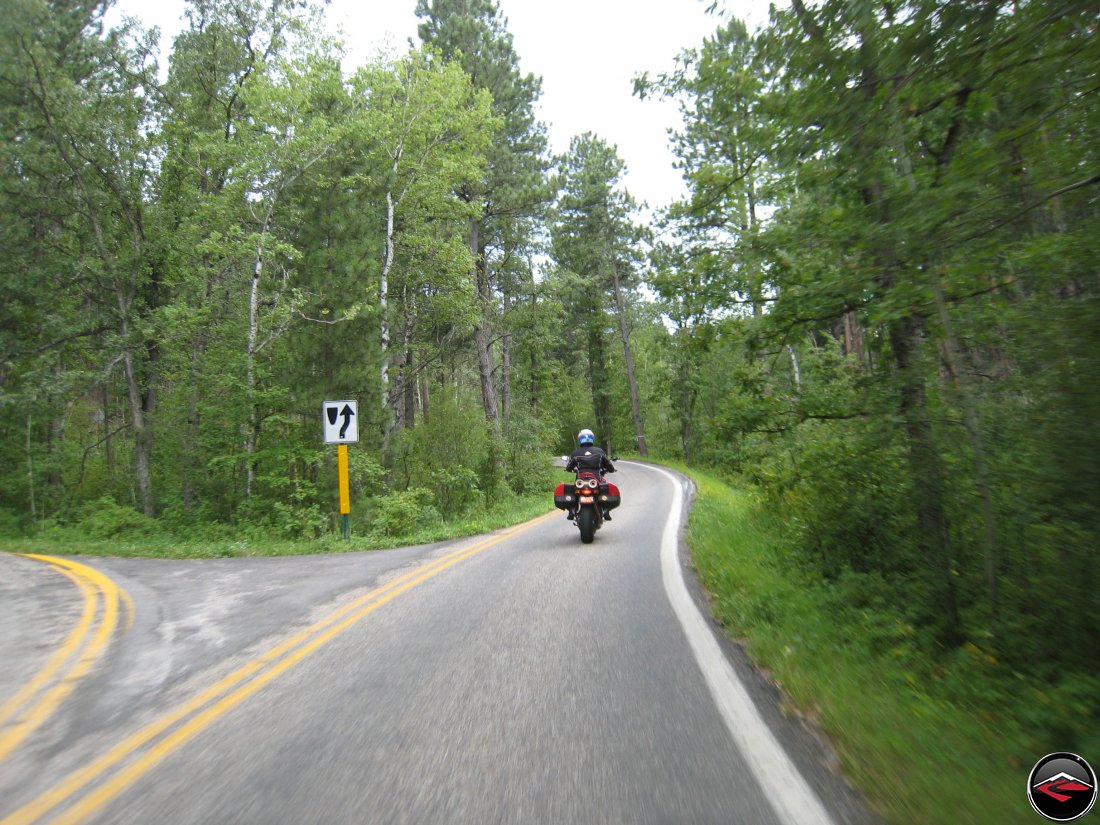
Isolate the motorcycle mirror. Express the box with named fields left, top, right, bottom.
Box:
left=560, top=456, right=569, bottom=462
left=612, top=456, right=620, bottom=461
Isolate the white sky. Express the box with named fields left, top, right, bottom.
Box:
left=109, top=0, right=776, bottom=212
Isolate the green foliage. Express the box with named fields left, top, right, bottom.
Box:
left=73, top=497, right=157, bottom=540
left=548, top=133, right=649, bottom=453
left=644, top=0, right=1099, bottom=676
left=392, top=393, right=490, bottom=515
left=424, top=466, right=480, bottom=520
left=501, top=413, right=556, bottom=495
left=683, top=466, right=1047, bottom=824
left=368, top=487, right=441, bottom=538
left=0, top=507, right=26, bottom=538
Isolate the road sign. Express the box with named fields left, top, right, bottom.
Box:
left=322, top=400, right=358, bottom=444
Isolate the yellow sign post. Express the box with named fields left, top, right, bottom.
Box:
left=337, top=444, right=350, bottom=540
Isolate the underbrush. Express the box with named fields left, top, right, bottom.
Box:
left=679, top=463, right=1072, bottom=825
left=1, top=494, right=551, bottom=559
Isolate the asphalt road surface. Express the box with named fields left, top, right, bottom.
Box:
left=0, top=461, right=876, bottom=825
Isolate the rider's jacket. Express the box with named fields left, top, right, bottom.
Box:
left=566, top=446, right=616, bottom=476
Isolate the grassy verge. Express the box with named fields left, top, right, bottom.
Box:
left=677, top=463, right=1032, bottom=825
left=0, top=494, right=553, bottom=560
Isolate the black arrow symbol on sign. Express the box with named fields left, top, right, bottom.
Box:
left=338, top=404, right=355, bottom=439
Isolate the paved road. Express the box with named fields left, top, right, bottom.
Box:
left=0, top=462, right=875, bottom=825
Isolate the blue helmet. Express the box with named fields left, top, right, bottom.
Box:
left=577, top=428, right=595, bottom=446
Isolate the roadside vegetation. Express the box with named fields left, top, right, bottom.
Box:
left=0, top=492, right=552, bottom=559
left=680, top=463, right=1094, bottom=825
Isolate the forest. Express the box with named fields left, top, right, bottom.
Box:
left=2, top=0, right=1098, bottom=790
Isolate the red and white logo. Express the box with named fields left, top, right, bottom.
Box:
left=1028, top=753, right=1097, bottom=821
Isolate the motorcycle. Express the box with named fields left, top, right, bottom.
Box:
left=553, top=464, right=621, bottom=544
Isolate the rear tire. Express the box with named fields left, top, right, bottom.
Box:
left=578, top=507, right=596, bottom=544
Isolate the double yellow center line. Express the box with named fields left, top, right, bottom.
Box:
left=0, top=555, right=132, bottom=764
left=2, top=511, right=556, bottom=825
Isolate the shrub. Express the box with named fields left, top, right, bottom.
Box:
left=269, top=501, right=330, bottom=539
left=75, top=497, right=156, bottom=539
left=369, top=488, right=441, bottom=538
left=0, top=507, right=24, bottom=537
left=425, top=466, right=480, bottom=519
left=502, top=413, right=556, bottom=495
left=399, top=394, right=491, bottom=512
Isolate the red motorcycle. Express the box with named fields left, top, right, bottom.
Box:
left=554, top=469, right=621, bottom=544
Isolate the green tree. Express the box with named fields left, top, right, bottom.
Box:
left=1, top=0, right=163, bottom=516
left=415, top=0, right=551, bottom=429
left=653, top=0, right=1100, bottom=674
left=347, top=49, right=495, bottom=435
left=153, top=0, right=340, bottom=511
left=551, top=133, right=648, bottom=456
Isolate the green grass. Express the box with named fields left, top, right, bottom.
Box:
left=678, top=464, right=1033, bottom=825
left=0, top=494, right=553, bottom=560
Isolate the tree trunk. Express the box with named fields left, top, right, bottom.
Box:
left=843, top=310, right=865, bottom=362
left=102, top=383, right=114, bottom=477
left=380, top=190, right=395, bottom=412
left=419, top=372, right=430, bottom=424
left=611, top=266, right=647, bottom=456
left=933, top=279, right=999, bottom=611
left=121, top=340, right=155, bottom=517
left=787, top=344, right=802, bottom=394
left=501, top=290, right=512, bottom=424
left=587, top=321, right=613, bottom=452
left=26, top=413, right=37, bottom=522
left=245, top=252, right=261, bottom=500
left=470, top=219, right=499, bottom=427
left=889, top=314, right=961, bottom=648
left=680, top=385, right=696, bottom=463
left=529, top=291, right=539, bottom=418
left=401, top=288, right=416, bottom=429
left=47, top=386, right=65, bottom=491
left=182, top=316, right=209, bottom=513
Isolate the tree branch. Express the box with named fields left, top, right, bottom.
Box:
left=789, top=0, right=825, bottom=42
left=960, top=172, right=1100, bottom=243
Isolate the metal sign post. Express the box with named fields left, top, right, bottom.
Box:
left=337, top=444, right=350, bottom=540
left=323, top=400, right=359, bottom=540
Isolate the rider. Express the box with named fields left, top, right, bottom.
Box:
left=565, top=428, right=616, bottom=521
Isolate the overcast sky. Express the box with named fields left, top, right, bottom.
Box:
left=109, top=0, right=776, bottom=212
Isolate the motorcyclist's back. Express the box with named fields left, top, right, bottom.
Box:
left=567, top=444, right=615, bottom=475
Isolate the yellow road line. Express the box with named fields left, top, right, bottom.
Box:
left=0, top=567, right=96, bottom=758
left=3, top=511, right=556, bottom=825
left=3, top=528, right=525, bottom=825
left=7, top=561, right=122, bottom=757
left=119, top=586, right=136, bottom=632
left=0, top=556, right=127, bottom=763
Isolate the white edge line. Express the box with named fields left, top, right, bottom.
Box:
left=644, top=462, right=836, bottom=825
